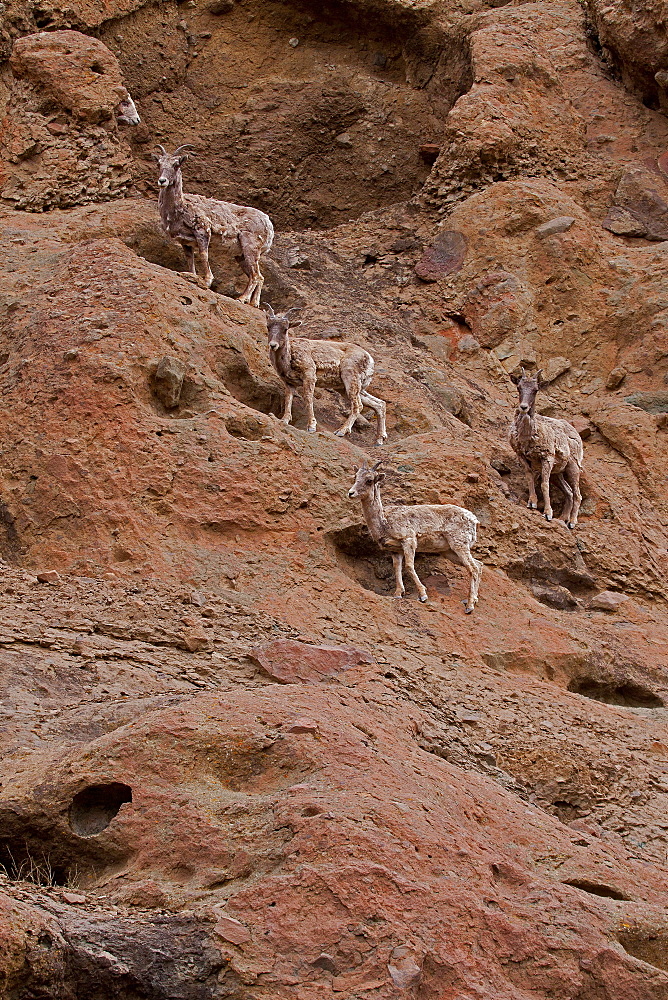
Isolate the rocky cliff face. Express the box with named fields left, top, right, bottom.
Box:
left=2, top=1, right=668, bottom=998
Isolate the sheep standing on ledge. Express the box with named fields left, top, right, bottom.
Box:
left=509, top=368, right=584, bottom=528
left=154, top=145, right=274, bottom=306
left=265, top=305, right=387, bottom=445
left=348, top=462, right=483, bottom=612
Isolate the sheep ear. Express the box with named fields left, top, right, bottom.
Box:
left=509, top=371, right=521, bottom=385
left=373, top=473, right=386, bottom=484
left=289, top=320, right=302, bottom=329
left=535, top=368, right=545, bottom=385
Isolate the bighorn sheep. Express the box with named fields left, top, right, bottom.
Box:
left=154, top=145, right=274, bottom=305
left=117, top=94, right=140, bottom=125
left=509, top=368, right=584, bottom=528
left=265, top=305, right=387, bottom=446
left=348, top=462, right=483, bottom=612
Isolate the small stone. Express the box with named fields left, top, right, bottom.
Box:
left=335, top=133, right=353, bottom=148
left=285, top=718, right=320, bottom=735
left=212, top=912, right=251, bottom=945
left=606, top=366, right=627, bottom=389
left=183, top=633, right=209, bottom=652
left=63, top=349, right=79, bottom=361
left=602, top=207, right=648, bottom=237
left=288, top=37, right=299, bottom=47
left=207, top=0, right=234, bottom=11
left=587, top=591, right=629, bottom=612
left=457, top=334, right=480, bottom=354
left=36, top=570, right=60, bottom=584
left=466, top=473, right=479, bottom=483
left=312, top=953, right=338, bottom=973
left=535, top=216, right=576, bottom=238
left=61, top=891, right=86, bottom=904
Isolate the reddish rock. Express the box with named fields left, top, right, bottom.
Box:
left=36, top=570, right=60, bottom=584
left=285, top=718, right=320, bottom=734
left=9, top=31, right=130, bottom=123
left=415, top=230, right=467, bottom=282
left=250, top=639, right=374, bottom=684
left=587, top=591, right=630, bottom=612
left=212, top=911, right=251, bottom=945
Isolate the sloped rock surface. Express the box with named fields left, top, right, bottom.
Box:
left=1, top=0, right=668, bottom=998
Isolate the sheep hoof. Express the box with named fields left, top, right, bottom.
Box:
left=393, top=594, right=404, bottom=600
left=528, top=502, right=537, bottom=509
left=544, top=513, right=553, bottom=521
left=464, top=606, right=474, bottom=614
left=307, top=426, right=317, bottom=433
left=567, top=521, right=575, bottom=530
left=418, top=594, right=428, bottom=603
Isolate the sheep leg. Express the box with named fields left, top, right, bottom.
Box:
left=336, top=373, right=363, bottom=438
left=237, top=233, right=261, bottom=305
left=391, top=553, right=405, bottom=598
left=555, top=471, right=574, bottom=526
left=302, top=371, right=317, bottom=432
left=361, top=390, right=387, bottom=446
left=402, top=538, right=428, bottom=602
left=519, top=456, right=538, bottom=509
left=564, top=459, right=582, bottom=529
left=540, top=458, right=555, bottom=520
left=250, top=269, right=264, bottom=308
left=449, top=539, right=483, bottom=613
left=280, top=386, right=294, bottom=425
left=181, top=243, right=196, bottom=275
left=196, top=231, right=214, bottom=287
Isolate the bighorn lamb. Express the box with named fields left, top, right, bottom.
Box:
left=265, top=305, right=387, bottom=445
left=348, top=462, right=483, bottom=612
left=154, top=146, right=274, bottom=305
left=509, top=368, right=584, bottom=528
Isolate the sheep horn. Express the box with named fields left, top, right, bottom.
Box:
left=173, top=144, right=197, bottom=156
left=155, top=144, right=167, bottom=156
left=284, top=306, right=302, bottom=317
left=264, top=304, right=276, bottom=317
left=371, top=460, right=383, bottom=470
left=536, top=368, right=544, bottom=381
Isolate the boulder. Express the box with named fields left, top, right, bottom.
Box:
left=249, top=639, right=374, bottom=683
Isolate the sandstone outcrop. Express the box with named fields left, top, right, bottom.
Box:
left=0, top=30, right=137, bottom=210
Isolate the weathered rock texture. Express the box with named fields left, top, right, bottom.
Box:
left=2, top=1, right=668, bottom=998
left=0, top=30, right=136, bottom=209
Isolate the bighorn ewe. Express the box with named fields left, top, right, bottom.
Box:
left=265, top=305, right=387, bottom=445
left=154, top=145, right=274, bottom=305
left=348, top=462, right=483, bottom=612
left=509, top=368, right=584, bottom=528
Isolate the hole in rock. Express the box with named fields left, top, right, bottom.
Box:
left=68, top=783, right=133, bottom=838
left=219, top=358, right=282, bottom=418
left=619, top=929, right=668, bottom=972
left=563, top=879, right=630, bottom=900
left=112, top=0, right=472, bottom=229
left=567, top=679, right=663, bottom=708
left=90, top=62, right=104, bottom=75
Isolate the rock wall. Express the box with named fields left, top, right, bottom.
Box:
left=2, top=1, right=668, bottom=998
